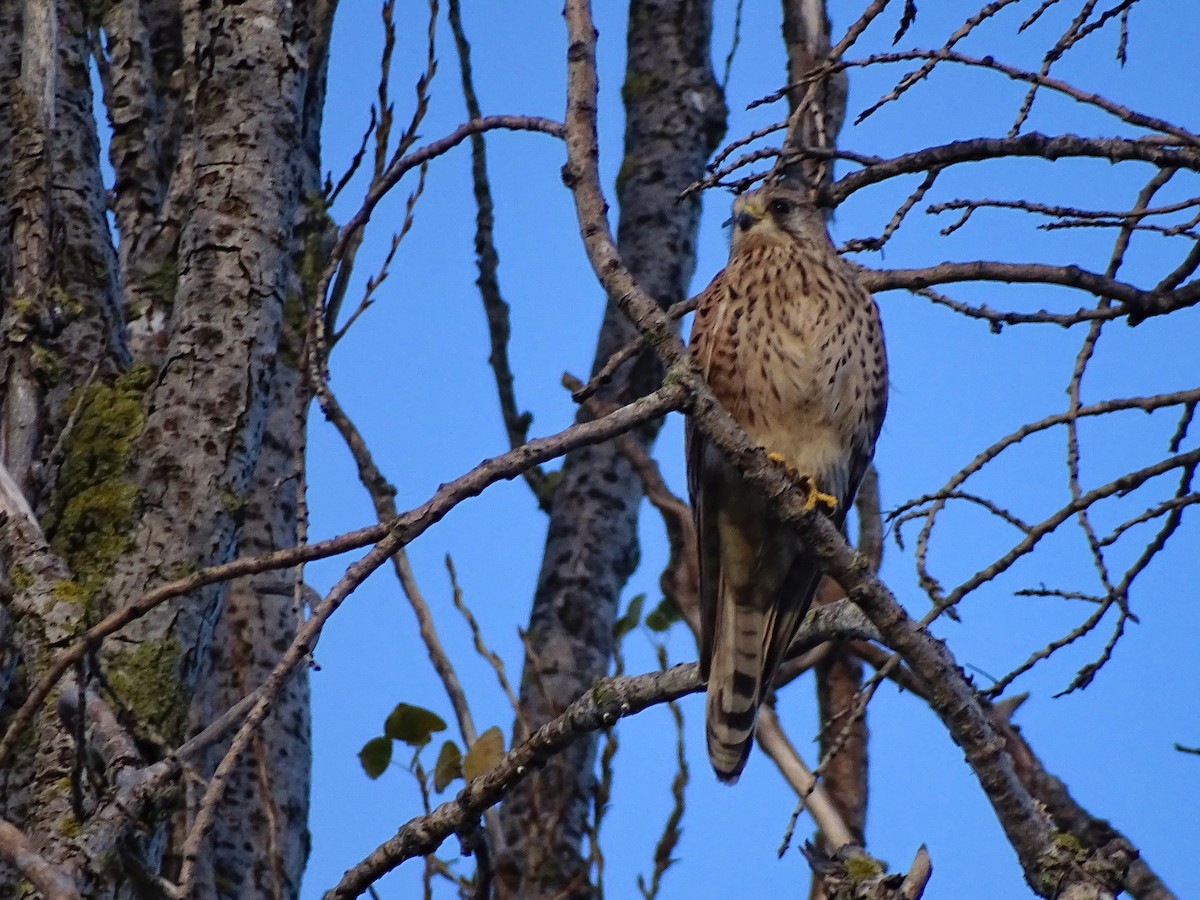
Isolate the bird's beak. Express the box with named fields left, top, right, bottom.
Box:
left=724, top=204, right=763, bottom=231
left=735, top=210, right=758, bottom=231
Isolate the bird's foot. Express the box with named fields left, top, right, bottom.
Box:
left=798, top=475, right=838, bottom=513
left=766, top=453, right=838, bottom=513
left=768, top=451, right=796, bottom=472
left=766, top=451, right=795, bottom=475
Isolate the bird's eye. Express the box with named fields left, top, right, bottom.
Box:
left=768, top=198, right=792, bottom=216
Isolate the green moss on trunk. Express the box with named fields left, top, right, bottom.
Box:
left=107, top=639, right=188, bottom=746
left=44, top=364, right=155, bottom=601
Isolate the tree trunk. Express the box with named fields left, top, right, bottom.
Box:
left=0, top=1, right=330, bottom=896
left=495, top=2, right=725, bottom=897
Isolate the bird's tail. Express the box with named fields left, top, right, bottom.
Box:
left=704, top=584, right=769, bottom=783
left=704, top=553, right=821, bottom=784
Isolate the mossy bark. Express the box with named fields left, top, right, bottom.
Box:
left=0, top=1, right=329, bottom=896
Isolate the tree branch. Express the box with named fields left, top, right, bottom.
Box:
left=557, top=2, right=1131, bottom=894
left=446, top=0, right=550, bottom=506
left=328, top=665, right=703, bottom=898
left=0, top=818, right=79, bottom=900
left=0, top=383, right=683, bottom=770
left=860, top=260, right=1200, bottom=326
left=828, top=133, right=1200, bottom=206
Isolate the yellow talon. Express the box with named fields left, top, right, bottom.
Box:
left=765, top=452, right=838, bottom=513
left=766, top=451, right=794, bottom=475
left=798, top=476, right=838, bottom=513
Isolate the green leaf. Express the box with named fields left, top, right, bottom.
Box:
left=463, top=726, right=505, bottom=781
left=434, top=740, right=464, bottom=792
left=358, top=736, right=393, bottom=779
left=384, top=703, right=447, bottom=747
left=644, top=597, right=681, bottom=632
left=614, top=593, right=646, bottom=641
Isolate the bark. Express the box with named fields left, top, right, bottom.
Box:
left=998, top=713, right=1175, bottom=900
left=97, top=0, right=187, bottom=367
left=495, top=2, right=725, bottom=897
left=780, top=0, right=846, bottom=194
left=0, top=0, right=328, bottom=895
left=0, top=0, right=127, bottom=502
left=184, top=8, right=331, bottom=893
left=189, top=368, right=312, bottom=897
left=0, top=0, right=131, bottom=887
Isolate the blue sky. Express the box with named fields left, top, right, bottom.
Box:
left=303, top=2, right=1200, bottom=897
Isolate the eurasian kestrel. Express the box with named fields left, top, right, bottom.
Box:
left=686, top=182, right=888, bottom=783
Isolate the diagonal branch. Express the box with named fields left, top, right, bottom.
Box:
left=849, top=47, right=1197, bottom=145
left=0, top=818, right=79, bottom=900
left=558, top=3, right=1131, bottom=894
left=0, top=382, right=683, bottom=771
left=325, top=592, right=882, bottom=899
left=328, top=664, right=703, bottom=898
left=305, top=114, right=566, bottom=391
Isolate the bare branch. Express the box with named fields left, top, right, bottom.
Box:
left=850, top=47, right=1195, bottom=144
left=446, top=554, right=523, bottom=721
left=829, top=133, right=1200, bottom=206
left=860, top=260, right=1200, bottom=326
left=852, top=0, right=1026, bottom=123
left=179, top=531, right=409, bottom=893
left=0, top=818, right=79, bottom=900
left=1010, top=0, right=1139, bottom=137
left=306, top=114, right=566, bottom=391
left=637, top=645, right=689, bottom=900
left=310, top=364, right=480, bottom=751
left=756, top=705, right=857, bottom=851
left=327, top=665, right=703, bottom=898
left=0, top=382, right=683, bottom=770
left=556, top=5, right=1134, bottom=892
left=843, top=167, right=941, bottom=253
left=447, top=0, right=549, bottom=505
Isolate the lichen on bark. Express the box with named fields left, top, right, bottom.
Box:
left=43, top=363, right=156, bottom=602
left=106, top=638, right=188, bottom=747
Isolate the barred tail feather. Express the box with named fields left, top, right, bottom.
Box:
left=704, top=550, right=823, bottom=784
left=704, top=589, right=769, bottom=783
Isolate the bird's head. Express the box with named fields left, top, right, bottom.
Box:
left=726, top=184, right=826, bottom=255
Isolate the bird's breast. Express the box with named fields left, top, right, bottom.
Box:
left=695, top=243, right=879, bottom=481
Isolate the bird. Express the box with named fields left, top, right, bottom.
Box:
left=685, top=181, right=887, bottom=783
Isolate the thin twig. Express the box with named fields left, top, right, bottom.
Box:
left=447, top=0, right=549, bottom=505
left=757, top=705, right=856, bottom=854
left=445, top=555, right=523, bottom=721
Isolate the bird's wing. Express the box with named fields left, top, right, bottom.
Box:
left=685, top=418, right=720, bottom=679
left=844, top=293, right=889, bottom=512
left=685, top=268, right=731, bottom=680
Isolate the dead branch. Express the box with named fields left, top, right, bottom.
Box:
left=447, top=0, right=550, bottom=506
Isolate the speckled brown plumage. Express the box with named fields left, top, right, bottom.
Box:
left=686, top=183, right=887, bottom=783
